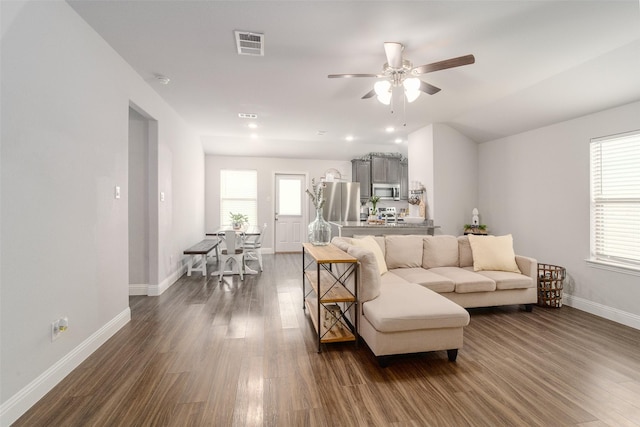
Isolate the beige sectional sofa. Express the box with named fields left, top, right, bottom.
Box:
left=332, top=234, right=537, bottom=365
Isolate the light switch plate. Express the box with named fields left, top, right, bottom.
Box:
left=115, top=186, right=121, bottom=199
left=160, top=192, right=165, bottom=202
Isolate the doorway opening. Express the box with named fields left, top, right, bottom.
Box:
left=128, top=104, right=158, bottom=295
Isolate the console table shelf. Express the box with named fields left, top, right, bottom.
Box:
left=302, top=243, right=359, bottom=352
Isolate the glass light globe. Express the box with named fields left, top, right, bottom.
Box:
left=403, top=78, right=421, bottom=103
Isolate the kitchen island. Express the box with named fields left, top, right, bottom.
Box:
left=329, top=221, right=440, bottom=238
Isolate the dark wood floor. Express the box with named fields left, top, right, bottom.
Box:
left=15, top=254, right=640, bottom=426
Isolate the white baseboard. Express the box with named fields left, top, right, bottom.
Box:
left=564, top=293, right=640, bottom=331
left=129, top=283, right=148, bottom=296
left=147, top=264, right=187, bottom=296
left=0, top=308, right=131, bottom=427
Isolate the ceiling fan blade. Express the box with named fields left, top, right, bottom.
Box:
left=361, top=89, right=376, bottom=99
left=413, top=54, right=475, bottom=74
left=384, top=42, right=404, bottom=69
left=328, top=73, right=383, bottom=78
left=420, top=80, right=441, bottom=95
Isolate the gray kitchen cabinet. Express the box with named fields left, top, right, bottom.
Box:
left=400, top=160, right=408, bottom=200
left=371, top=156, right=401, bottom=184
left=351, top=159, right=371, bottom=200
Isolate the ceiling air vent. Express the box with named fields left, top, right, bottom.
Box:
left=234, top=31, right=264, bottom=56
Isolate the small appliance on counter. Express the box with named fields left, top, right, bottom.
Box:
left=377, top=206, right=397, bottom=223
left=360, top=205, right=369, bottom=221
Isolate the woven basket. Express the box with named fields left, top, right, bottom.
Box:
left=537, top=264, right=566, bottom=308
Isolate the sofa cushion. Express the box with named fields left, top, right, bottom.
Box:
left=422, top=235, right=459, bottom=268
left=351, top=236, right=388, bottom=275
left=429, top=267, right=496, bottom=293
left=363, top=282, right=470, bottom=333
left=345, top=245, right=381, bottom=302
left=353, top=235, right=386, bottom=258
left=390, top=268, right=455, bottom=293
left=458, top=236, right=474, bottom=268
left=468, top=234, right=521, bottom=273
left=474, top=270, right=535, bottom=290
left=384, top=235, right=423, bottom=269
left=380, top=271, right=411, bottom=286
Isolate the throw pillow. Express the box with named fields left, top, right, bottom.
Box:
left=352, top=236, right=388, bottom=275
left=468, top=234, right=521, bottom=273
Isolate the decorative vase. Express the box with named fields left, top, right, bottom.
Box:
left=308, top=207, right=331, bottom=246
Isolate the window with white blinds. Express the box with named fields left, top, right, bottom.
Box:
left=590, top=130, right=640, bottom=270
left=220, top=169, right=258, bottom=226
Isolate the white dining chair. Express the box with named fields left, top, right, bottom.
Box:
left=216, top=230, right=245, bottom=282
left=242, top=222, right=267, bottom=272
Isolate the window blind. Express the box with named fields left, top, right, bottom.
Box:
left=590, top=130, right=640, bottom=268
left=220, top=169, right=258, bottom=226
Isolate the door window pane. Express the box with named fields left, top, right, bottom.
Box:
left=278, top=178, right=301, bottom=215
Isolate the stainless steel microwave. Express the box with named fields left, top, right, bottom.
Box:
left=372, top=183, right=400, bottom=200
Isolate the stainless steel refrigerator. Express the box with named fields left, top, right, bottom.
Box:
left=322, top=182, right=361, bottom=222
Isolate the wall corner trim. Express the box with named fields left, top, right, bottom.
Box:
left=147, top=265, right=187, bottom=296
left=0, top=308, right=132, bottom=426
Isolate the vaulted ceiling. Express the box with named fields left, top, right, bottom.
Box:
left=68, top=1, right=640, bottom=160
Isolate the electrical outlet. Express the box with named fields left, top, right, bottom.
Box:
left=51, top=317, right=69, bottom=342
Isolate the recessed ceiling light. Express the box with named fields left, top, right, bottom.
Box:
left=394, top=138, right=403, bottom=144
left=155, top=74, right=170, bottom=85
left=385, top=126, right=395, bottom=133
left=345, top=135, right=354, bottom=141
left=248, top=123, right=258, bottom=129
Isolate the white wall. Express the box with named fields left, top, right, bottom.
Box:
left=128, top=108, right=150, bottom=285
left=0, top=1, right=204, bottom=423
left=433, top=124, right=479, bottom=235
left=478, top=101, right=640, bottom=327
left=408, top=123, right=479, bottom=235
left=205, top=156, right=352, bottom=250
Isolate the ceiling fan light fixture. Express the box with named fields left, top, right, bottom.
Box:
left=374, top=80, right=392, bottom=104
left=403, top=78, right=421, bottom=103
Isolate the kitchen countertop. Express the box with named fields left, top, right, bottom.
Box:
left=329, top=221, right=440, bottom=237
left=331, top=221, right=436, bottom=228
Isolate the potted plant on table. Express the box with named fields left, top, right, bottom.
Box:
left=229, top=212, right=249, bottom=230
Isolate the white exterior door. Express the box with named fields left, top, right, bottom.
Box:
left=275, top=174, right=305, bottom=253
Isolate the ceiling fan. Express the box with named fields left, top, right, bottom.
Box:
left=328, top=42, right=475, bottom=105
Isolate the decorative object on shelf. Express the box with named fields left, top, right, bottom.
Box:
left=464, top=224, right=487, bottom=235
left=323, top=304, right=343, bottom=331
left=229, top=212, right=249, bottom=230
left=418, top=198, right=426, bottom=219
left=408, top=181, right=425, bottom=206
left=323, top=168, right=342, bottom=182
left=306, top=178, right=331, bottom=246
left=464, top=208, right=487, bottom=234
